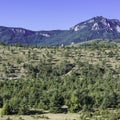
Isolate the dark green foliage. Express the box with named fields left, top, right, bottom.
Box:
left=0, top=96, right=3, bottom=108
left=1, top=102, right=11, bottom=115
left=18, top=98, right=29, bottom=114
left=50, top=91, right=64, bottom=113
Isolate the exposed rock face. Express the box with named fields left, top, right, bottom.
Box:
left=71, top=16, right=120, bottom=33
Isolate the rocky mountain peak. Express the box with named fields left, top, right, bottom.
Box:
left=70, top=16, right=120, bottom=33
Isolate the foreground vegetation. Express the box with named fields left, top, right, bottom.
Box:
left=0, top=43, right=120, bottom=119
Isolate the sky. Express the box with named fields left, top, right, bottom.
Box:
left=0, top=0, right=120, bottom=31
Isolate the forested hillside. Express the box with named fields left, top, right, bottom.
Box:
left=0, top=43, right=120, bottom=117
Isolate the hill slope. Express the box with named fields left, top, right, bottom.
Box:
left=0, top=43, right=120, bottom=116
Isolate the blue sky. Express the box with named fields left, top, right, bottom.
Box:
left=0, top=0, right=120, bottom=30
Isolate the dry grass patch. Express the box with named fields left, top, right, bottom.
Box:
left=0, top=113, right=80, bottom=120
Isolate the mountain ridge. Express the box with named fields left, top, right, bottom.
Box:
left=70, top=16, right=120, bottom=32
left=0, top=16, right=120, bottom=46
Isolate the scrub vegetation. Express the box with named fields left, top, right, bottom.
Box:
left=0, top=42, right=120, bottom=119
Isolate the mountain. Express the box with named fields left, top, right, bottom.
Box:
left=0, top=26, right=63, bottom=46
left=0, top=16, right=120, bottom=46
left=70, top=16, right=120, bottom=40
